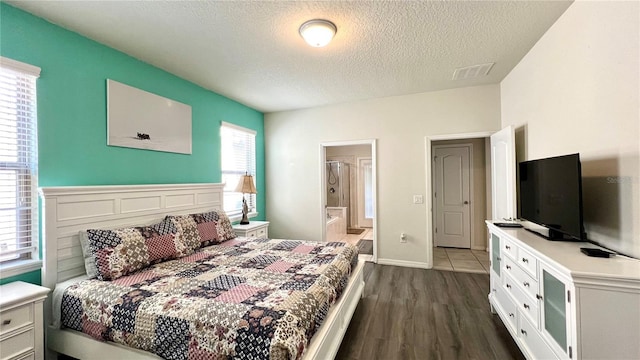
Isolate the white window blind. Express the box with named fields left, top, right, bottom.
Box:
left=221, top=122, right=256, bottom=216
left=0, top=57, right=40, bottom=263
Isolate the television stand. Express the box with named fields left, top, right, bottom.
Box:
left=486, top=221, right=640, bottom=359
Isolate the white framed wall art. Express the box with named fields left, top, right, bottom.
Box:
left=107, top=79, right=192, bottom=154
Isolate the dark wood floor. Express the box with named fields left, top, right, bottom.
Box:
left=336, top=263, right=525, bottom=360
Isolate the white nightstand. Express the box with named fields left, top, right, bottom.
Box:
left=0, top=281, right=50, bottom=360
left=233, top=221, right=269, bottom=238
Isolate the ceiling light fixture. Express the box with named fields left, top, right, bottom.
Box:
left=299, top=19, right=337, bottom=48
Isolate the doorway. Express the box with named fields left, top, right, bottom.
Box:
left=433, top=144, right=472, bottom=249
left=426, top=132, right=493, bottom=272
left=321, top=140, right=377, bottom=262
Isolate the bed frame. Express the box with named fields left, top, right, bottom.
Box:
left=40, top=183, right=365, bottom=360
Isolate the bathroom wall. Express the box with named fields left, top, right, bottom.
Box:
left=326, top=145, right=373, bottom=228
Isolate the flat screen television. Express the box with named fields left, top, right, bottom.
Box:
left=519, top=153, right=585, bottom=241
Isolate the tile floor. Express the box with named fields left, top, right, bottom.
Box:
left=433, top=247, right=490, bottom=274
left=340, top=228, right=373, bottom=246
left=339, top=228, right=374, bottom=262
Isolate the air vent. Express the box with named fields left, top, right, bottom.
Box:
left=452, top=62, right=495, bottom=80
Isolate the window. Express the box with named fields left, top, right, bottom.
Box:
left=220, top=122, right=256, bottom=217
left=0, top=57, right=40, bottom=269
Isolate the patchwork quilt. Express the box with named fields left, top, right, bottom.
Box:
left=60, top=238, right=358, bottom=360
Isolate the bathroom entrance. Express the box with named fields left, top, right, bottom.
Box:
left=326, top=160, right=351, bottom=228
left=321, top=140, right=377, bottom=262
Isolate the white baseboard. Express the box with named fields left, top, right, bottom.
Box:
left=376, top=258, right=431, bottom=269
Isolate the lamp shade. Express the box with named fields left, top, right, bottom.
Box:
left=299, top=19, right=337, bottom=47
left=235, top=174, right=257, bottom=194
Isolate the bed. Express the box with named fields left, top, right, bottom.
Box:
left=40, top=183, right=365, bottom=360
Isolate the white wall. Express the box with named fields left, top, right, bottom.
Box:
left=265, top=85, right=500, bottom=265
left=501, top=1, right=639, bottom=257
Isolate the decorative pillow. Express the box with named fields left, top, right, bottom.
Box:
left=168, top=210, right=236, bottom=252
left=85, top=217, right=186, bottom=281
left=78, top=231, right=98, bottom=279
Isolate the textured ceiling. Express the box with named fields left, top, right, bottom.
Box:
left=7, top=1, right=573, bottom=113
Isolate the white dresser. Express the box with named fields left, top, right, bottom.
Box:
left=487, top=221, right=640, bottom=360
left=233, top=221, right=269, bottom=238
left=0, top=281, right=50, bottom=360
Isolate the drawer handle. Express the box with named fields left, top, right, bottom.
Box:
left=506, top=265, right=511, bottom=270
left=505, top=245, right=511, bottom=250
left=2, top=319, right=10, bottom=325
left=523, top=282, right=530, bottom=287
left=506, top=284, right=512, bottom=289
left=536, top=294, right=543, bottom=300
left=509, top=313, right=514, bottom=318
left=524, top=303, right=530, bottom=309
left=521, top=329, right=527, bottom=336
left=492, top=288, right=496, bottom=293
left=522, top=257, right=529, bottom=263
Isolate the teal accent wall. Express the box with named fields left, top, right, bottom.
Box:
left=0, top=4, right=265, bottom=285
left=0, top=269, right=41, bottom=286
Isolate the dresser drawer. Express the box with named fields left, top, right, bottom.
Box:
left=502, top=237, right=518, bottom=260
left=503, top=257, right=539, bottom=301
left=0, top=304, right=33, bottom=336
left=495, top=284, right=517, bottom=331
left=519, top=313, right=558, bottom=360
left=0, top=328, right=34, bottom=360
left=0, top=282, right=49, bottom=360
left=245, top=230, right=258, bottom=238
left=255, top=226, right=267, bottom=238
left=504, top=273, right=539, bottom=328
left=518, top=247, right=538, bottom=279
left=14, top=351, right=34, bottom=360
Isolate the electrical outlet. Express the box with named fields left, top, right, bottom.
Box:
left=413, top=195, right=424, bottom=204
left=400, top=233, right=407, bottom=243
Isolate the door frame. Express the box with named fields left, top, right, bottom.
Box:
left=432, top=143, right=473, bottom=249
left=320, top=139, right=378, bottom=262
left=425, top=131, right=493, bottom=267
left=356, top=157, right=373, bottom=228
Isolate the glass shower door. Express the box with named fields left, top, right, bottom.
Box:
left=326, top=162, right=341, bottom=207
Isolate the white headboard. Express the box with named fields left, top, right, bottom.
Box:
left=39, top=183, right=224, bottom=290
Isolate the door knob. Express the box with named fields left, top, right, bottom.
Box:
left=463, top=201, right=469, bottom=204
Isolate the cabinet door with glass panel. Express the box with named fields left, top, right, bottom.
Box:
left=490, top=232, right=502, bottom=276
left=539, top=263, right=574, bottom=359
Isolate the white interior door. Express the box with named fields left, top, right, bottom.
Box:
left=357, top=157, right=373, bottom=228
left=433, top=146, right=471, bottom=248
left=490, top=125, right=517, bottom=220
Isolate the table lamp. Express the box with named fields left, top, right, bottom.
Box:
left=235, top=173, right=257, bottom=224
